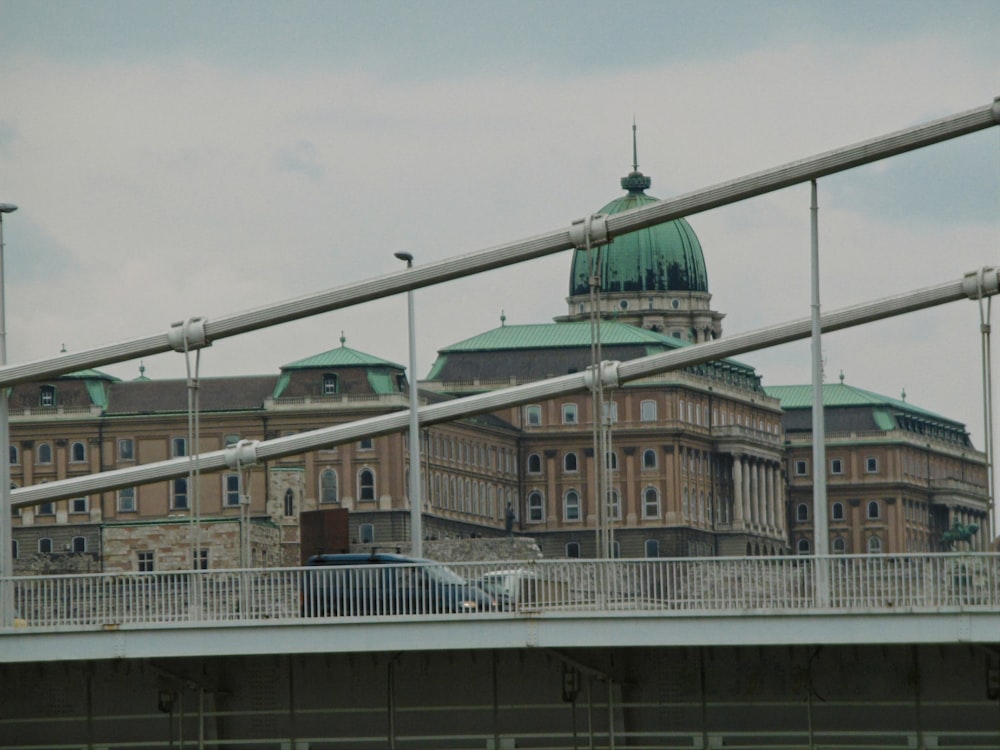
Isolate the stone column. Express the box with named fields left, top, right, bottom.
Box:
left=765, top=463, right=775, bottom=533
left=732, top=455, right=744, bottom=527
left=743, top=459, right=753, bottom=527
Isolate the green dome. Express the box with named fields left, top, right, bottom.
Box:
left=569, top=171, right=709, bottom=297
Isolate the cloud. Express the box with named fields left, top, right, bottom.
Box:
left=0, top=23, right=995, bottom=485
left=274, top=141, right=325, bottom=182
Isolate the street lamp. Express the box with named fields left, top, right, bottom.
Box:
left=0, top=202, right=17, bottom=626
left=394, top=251, right=423, bottom=558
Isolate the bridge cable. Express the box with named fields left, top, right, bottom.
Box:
left=178, top=319, right=204, bottom=574
left=976, top=270, right=995, bottom=545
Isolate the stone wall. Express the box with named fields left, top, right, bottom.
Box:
left=102, top=518, right=282, bottom=572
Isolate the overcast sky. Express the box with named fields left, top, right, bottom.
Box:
left=1, top=2, right=998, bottom=488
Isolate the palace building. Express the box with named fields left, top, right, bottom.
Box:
left=8, top=152, right=992, bottom=572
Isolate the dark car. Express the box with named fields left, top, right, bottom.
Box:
left=301, top=553, right=495, bottom=616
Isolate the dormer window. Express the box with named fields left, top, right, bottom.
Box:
left=323, top=373, right=338, bottom=395
left=39, top=385, right=56, bottom=407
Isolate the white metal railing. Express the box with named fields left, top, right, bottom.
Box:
left=3, top=553, right=997, bottom=631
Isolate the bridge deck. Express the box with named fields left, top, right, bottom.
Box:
left=2, top=554, right=997, bottom=662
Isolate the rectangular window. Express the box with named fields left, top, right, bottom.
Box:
left=794, top=460, right=808, bottom=476
left=71, top=497, right=88, bottom=514
left=118, top=438, right=135, bottom=462
left=525, top=405, right=542, bottom=426
left=193, top=549, right=208, bottom=570
left=118, top=487, right=136, bottom=512
left=37, top=502, right=54, bottom=515
left=640, top=400, right=657, bottom=422
left=172, top=437, right=187, bottom=457
left=865, top=456, right=879, bottom=473
left=830, top=458, right=843, bottom=475
left=171, top=478, right=188, bottom=510
left=224, top=474, right=241, bottom=506
left=137, top=551, right=154, bottom=572
left=562, top=403, right=578, bottom=425
left=358, top=438, right=374, bottom=450
left=603, top=401, right=618, bottom=424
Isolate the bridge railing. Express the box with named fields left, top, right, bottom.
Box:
left=3, top=553, right=997, bottom=631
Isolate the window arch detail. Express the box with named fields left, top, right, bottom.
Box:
left=320, top=469, right=338, bottom=504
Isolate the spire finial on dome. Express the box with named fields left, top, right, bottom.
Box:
left=500, top=309, right=506, bottom=327
left=340, top=331, right=346, bottom=347
left=621, top=119, right=651, bottom=194
left=139, top=361, right=145, bottom=377
left=632, top=116, right=639, bottom=173
left=839, top=369, right=845, bottom=384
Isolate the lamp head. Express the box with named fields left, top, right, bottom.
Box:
left=394, top=251, right=414, bottom=266
left=0, top=204, right=17, bottom=214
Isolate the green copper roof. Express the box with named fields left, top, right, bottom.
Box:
left=61, top=369, right=120, bottom=382
left=764, top=383, right=961, bottom=426
left=437, top=321, right=686, bottom=352
left=281, top=345, right=403, bottom=371
left=427, top=321, right=762, bottom=391
left=568, top=165, right=708, bottom=297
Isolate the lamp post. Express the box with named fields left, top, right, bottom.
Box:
left=0, top=203, right=17, bottom=626
left=394, top=251, right=423, bottom=558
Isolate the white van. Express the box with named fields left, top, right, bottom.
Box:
left=477, top=568, right=540, bottom=609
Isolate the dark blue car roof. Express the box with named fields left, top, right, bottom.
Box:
left=306, top=553, right=427, bottom=566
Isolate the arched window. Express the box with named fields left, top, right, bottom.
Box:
left=643, top=487, right=660, bottom=518
left=563, top=490, right=581, bottom=522
left=527, top=454, right=542, bottom=474
left=640, top=400, right=657, bottom=422
left=832, top=502, right=844, bottom=521
left=867, top=500, right=880, bottom=519
left=642, top=449, right=657, bottom=470
left=320, top=469, right=338, bottom=504
left=645, top=539, right=660, bottom=558
left=38, top=537, right=53, bottom=554
left=833, top=537, right=847, bottom=554
left=796, top=503, right=809, bottom=522
left=71, top=442, right=86, bottom=463
left=562, top=403, right=578, bottom=424
left=36, top=443, right=52, bottom=465
left=867, top=535, right=883, bottom=554
left=8, top=445, right=17, bottom=465
left=566, top=542, right=580, bottom=558
left=797, top=538, right=811, bottom=555
left=283, top=488, right=295, bottom=516
left=608, top=489, right=622, bottom=520
left=172, top=478, right=188, bottom=509
left=527, top=491, right=544, bottom=522
left=563, top=452, right=578, bottom=472
left=358, top=469, right=376, bottom=502
left=72, top=536, right=86, bottom=553
left=605, top=451, right=618, bottom=471
left=359, top=523, right=374, bottom=544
